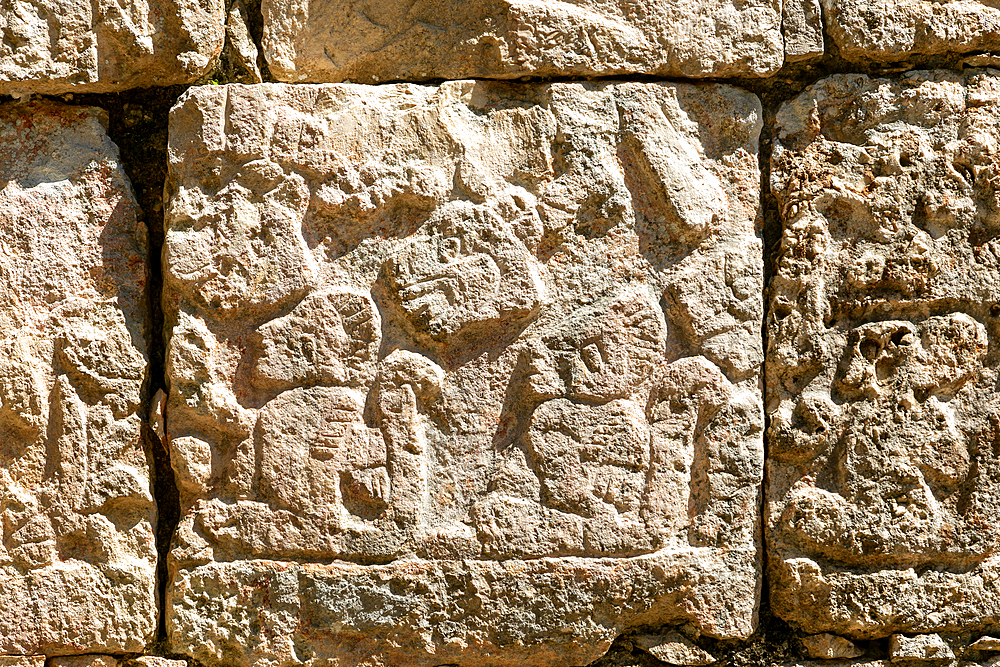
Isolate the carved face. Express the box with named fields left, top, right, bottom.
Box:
left=526, top=286, right=666, bottom=403
left=782, top=313, right=994, bottom=567
left=386, top=201, right=544, bottom=347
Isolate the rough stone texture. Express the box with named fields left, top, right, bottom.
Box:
left=0, top=659, right=45, bottom=667
left=0, top=102, right=153, bottom=653
left=260, top=0, right=788, bottom=83
left=768, top=70, right=1000, bottom=639
left=889, top=634, right=955, bottom=663
left=163, top=80, right=763, bottom=666
left=823, top=0, right=1000, bottom=64
left=783, top=0, right=824, bottom=63
left=130, top=658, right=187, bottom=667
left=50, top=657, right=119, bottom=667
left=635, top=632, right=717, bottom=665
left=800, top=634, right=865, bottom=660
left=0, top=0, right=225, bottom=95
left=970, top=637, right=1000, bottom=652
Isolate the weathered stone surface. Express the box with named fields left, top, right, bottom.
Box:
left=801, top=635, right=866, bottom=660
left=970, top=637, right=1000, bottom=652
left=783, top=0, right=824, bottom=63
left=0, top=658, right=45, bottom=667
left=163, top=80, right=763, bottom=666
left=889, top=634, right=955, bottom=663
left=768, top=71, right=1000, bottom=638
left=823, top=0, right=1000, bottom=64
left=260, top=0, right=790, bottom=83
left=0, top=103, right=153, bottom=652
left=0, top=0, right=225, bottom=94
left=635, top=632, right=717, bottom=665
left=50, top=656, right=119, bottom=667
left=130, top=658, right=188, bottom=667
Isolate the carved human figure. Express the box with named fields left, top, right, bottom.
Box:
left=384, top=200, right=545, bottom=351
left=779, top=313, right=997, bottom=568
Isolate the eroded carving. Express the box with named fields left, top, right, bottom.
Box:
left=164, top=80, right=763, bottom=666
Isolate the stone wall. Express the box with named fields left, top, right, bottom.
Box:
left=0, top=2, right=998, bottom=667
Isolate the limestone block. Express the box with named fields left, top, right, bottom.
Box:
left=50, top=657, right=119, bottom=667
left=889, top=634, right=955, bottom=663
left=801, top=635, right=866, bottom=660
left=260, top=0, right=785, bottom=82
left=783, top=0, right=824, bottom=63
left=0, top=102, right=153, bottom=653
left=0, top=0, right=225, bottom=95
left=635, top=632, right=717, bottom=665
left=163, top=80, right=764, bottom=666
left=0, top=659, right=45, bottom=667
left=823, top=0, right=1000, bottom=63
left=768, top=71, right=1000, bottom=639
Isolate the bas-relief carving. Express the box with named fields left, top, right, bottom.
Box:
left=768, top=71, right=1000, bottom=639
left=163, top=80, right=763, bottom=665
left=0, top=102, right=153, bottom=653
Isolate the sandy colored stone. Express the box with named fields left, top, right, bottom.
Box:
left=783, top=0, right=824, bottom=63
left=0, top=102, right=153, bottom=653
left=260, top=0, right=789, bottom=83
left=802, top=635, right=866, bottom=660
left=0, top=0, right=225, bottom=94
left=50, top=657, right=119, bottom=667
left=163, top=80, right=763, bottom=666
left=823, top=0, right=1000, bottom=64
left=970, top=637, right=1000, bottom=652
left=635, top=632, right=716, bottom=665
left=768, top=70, right=1000, bottom=639
left=130, top=658, right=188, bottom=667
left=0, top=659, right=45, bottom=667
left=890, top=635, right=955, bottom=663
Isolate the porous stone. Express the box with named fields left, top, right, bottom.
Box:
left=260, top=0, right=788, bottom=83
left=768, top=71, right=1000, bottom=639
left=130, top=658, right=188, bottom=667
left=0, top=0, right=225, bottom=95
left=783, top=0, right=824, bottom=63
left=163, top=80, right=764, bottom=666
left=801, top=635, right=866, bottom=660
left=0, top=103, right=153, bottom=653
left=889, top=634, right=955, bottom=663
left=0, top=659, right=45, bottom=667
left=635, top=632, right=717, bottom=665
left=970, top=637, right=1000, bottom=652
left=50, top=657, right=119, bottom=667
left=823, top=0, right=1000, bottom=64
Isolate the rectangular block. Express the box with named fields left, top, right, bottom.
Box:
left=261, top=0, right=785, bottom=82
left=768, top=71, right=1000, bottom=638
left=0, top=0, right=225, bottom=94
left=823, top=0, right=1000, bottom=63
left=0, top=103, right=153, bottom=652
left=163, top=80, right=764, bottom=666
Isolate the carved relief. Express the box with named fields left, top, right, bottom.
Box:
left=163, top=80, right=763, bottom=666
left=768, top=71, right=1000, bottom=639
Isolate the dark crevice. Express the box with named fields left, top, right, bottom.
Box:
left=241, top=0, right=276, bottom=82
left=63, top=86, right=184, bottom=651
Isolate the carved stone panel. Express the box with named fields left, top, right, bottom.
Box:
left=0, top=102, right=153, bottom=653
left=822, top=0, right=1000, bottom=64
left=259, top=0, right=789, bottom=83
left=163, top=80, right=764, bottom=666
left=0, top=0, right=225, bottom=94
left=768, top=71, right=1000, bottom=638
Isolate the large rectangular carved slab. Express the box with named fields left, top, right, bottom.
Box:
left=822, top=0, right=1000, bottom=63
left=260, top=0, right=786, bottom=82
left=0, top=0, right=225, bottom=94
left=163, top=80, right=764, bottom=666
left=768, top=71, right=1000, bottom=638
left=0, top=103, right=153, bottom=652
